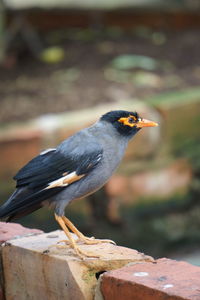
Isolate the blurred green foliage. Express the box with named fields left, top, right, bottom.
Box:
left=39, top=46, right=65, bottom=64
left=111, top=54, right=159, bottom=71
left=148, top=87, right=200, bottom=106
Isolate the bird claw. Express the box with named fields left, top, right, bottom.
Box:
left=48, top=242, right=70, bottom=249
left=56, top=237, right=116, bottom=246
left=49, top=240, right=100, bottom=259
left=78, top=237, right=116, bottom=245
left=56, top=239, right=71, bottom=245
left=75, top=248, right=100, bottom=259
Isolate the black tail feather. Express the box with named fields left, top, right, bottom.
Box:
left=6, top=203, right=43, bottom=222
left=0, top=187, right=62, bottom=222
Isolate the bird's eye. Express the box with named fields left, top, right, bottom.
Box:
left=128, top=117, right=135, bottom=124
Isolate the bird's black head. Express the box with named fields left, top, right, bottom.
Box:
left=100, top=110, right=158, bottom=137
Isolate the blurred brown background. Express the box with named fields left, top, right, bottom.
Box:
left=0, top=0, right=200, bottom=265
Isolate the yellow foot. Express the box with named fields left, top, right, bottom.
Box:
left=56, top=239, right=75, bottom=245
left=50, top=241, right=100, bottom=259
left=75, top=247, right=100, bottom=259
left=78, top=237, right=116, bottom=245
left=57, top=237, right=116, bottom=245
left=54, top=214, right=107, bottom=259
left=48, top=243, right=70, bottom=249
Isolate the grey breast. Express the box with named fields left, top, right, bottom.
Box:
left=53, top=121, right=129, bottom=214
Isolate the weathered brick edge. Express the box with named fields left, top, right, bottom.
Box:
left=0, top=222, right=43, bottom=300
left=100, top=258, right=200, bottom=300
left=1, top=222, right=200, bottom=300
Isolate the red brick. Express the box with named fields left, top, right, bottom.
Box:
left=101, top=258, right=200, bottom=300
left=0, top=222, right=43, bottom=245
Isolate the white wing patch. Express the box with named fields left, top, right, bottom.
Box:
left=45, top=171, right=84, bottom=189
left=40, top=148, right=56, bottom=155
left=96, top=155, right=102, bottom=162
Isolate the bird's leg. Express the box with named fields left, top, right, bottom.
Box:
left=55, top=214, right=99, bottom=258
left=62, top=216, right=116, bottom=245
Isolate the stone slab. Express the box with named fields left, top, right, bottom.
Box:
left=0, top=222, right=43, bottom=300
left=1, top=230, right=153, bottom=300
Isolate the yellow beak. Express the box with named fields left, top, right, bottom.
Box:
left=136, top=118, right=158, bottom=128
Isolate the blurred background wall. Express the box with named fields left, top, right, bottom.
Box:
left=0, top=0, right=200, bottom=265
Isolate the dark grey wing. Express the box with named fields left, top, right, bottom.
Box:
left=0, top=142, right=103, bottom=221
left=14, top=148, right=103, bottom=189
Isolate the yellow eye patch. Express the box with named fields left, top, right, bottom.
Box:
left=118, top=115, right=137, bottom=127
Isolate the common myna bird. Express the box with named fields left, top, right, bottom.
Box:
left=0, top=110, right=158, bottom=258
